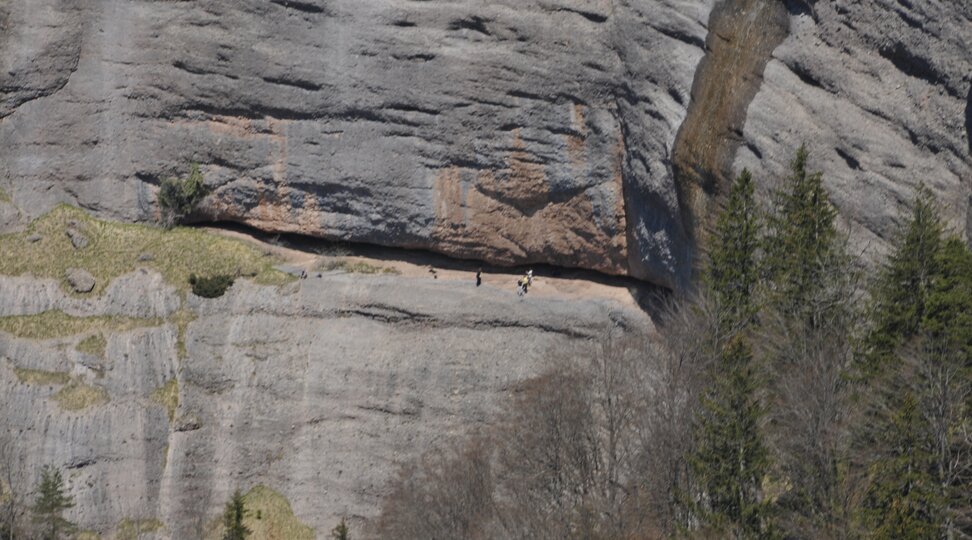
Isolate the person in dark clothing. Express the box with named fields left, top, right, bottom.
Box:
left=476, top=268, right=482, bottom=287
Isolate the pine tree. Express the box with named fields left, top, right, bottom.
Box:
left=860, top=394, right=942, bottom=539
left=222, top=490, right=250, bottom=540
left=331, top=516, right=350, bottom=540
left=921, top=237, right=972, bottom=356
left=31, top=465, right=75, bottom=540
left=707, top=168, right=761, bottom=333
left=763, top=145, right=841, bottom=327
left=917, top=237, right=972, bottom=537
left=855, top=189, right=969, bottom=538
left=863, top=183, right=945, bottom=375
left=690, top=339, right=773, bottom=538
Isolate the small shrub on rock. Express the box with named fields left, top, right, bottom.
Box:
left=189, top=273, right=234, bottom=298
left=158, top=163, right=207, bottom=228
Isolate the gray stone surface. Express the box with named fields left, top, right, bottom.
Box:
left=2, top=1, right=970, bottom=288
left=0, top=201, right=22, bottom=234
left=0, top=0, right=717, bottom=289
left=0, top=269, right=180, bottom=319
left=733, top=1, right=972, bottom=259
left=66, top=227, right=89, bottom=249
left=65, top=268, right=96, bottom=293
left=0, top=270, right=652, bottom=537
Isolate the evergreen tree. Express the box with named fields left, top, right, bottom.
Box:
left=158, top=163, right=207, bottom=228
left=222, top=490, right=250, bottom=540
left=917, top=237, right=972, bottom=537
left=859, top=394, right=942, bottom=539
left=30, top=465, right=75, bottom=540
left=707, top=168, right=761, bottom=333
left=856, top=190, right=970, bottom=538
left=690, top=339, right=774, bottom=538
left=863, top=183, right=945, bottom=375
left=921, top=237, right=972, bottom=357
left=331, top=516, right=350, bottom=540
left=763, top=145, right=841, bottom=327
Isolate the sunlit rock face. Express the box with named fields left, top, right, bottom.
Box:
left=1, top=0, right=970, bottom=284
left=0, top=0, right=715, bottom=289
left=0, top=271, right=652, bottom=537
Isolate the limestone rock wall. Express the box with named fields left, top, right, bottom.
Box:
left=1, top=0, right=718, bottom=289
left=0, top=271, right=652, bottom=537
left=732, top=1, right=972, bottom=258
left=2, top=1, right=971, bottom=288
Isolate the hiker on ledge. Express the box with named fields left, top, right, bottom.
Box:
left=476, top=268, right=482, bottom=287
left=516, top=270, right=533, bottom=296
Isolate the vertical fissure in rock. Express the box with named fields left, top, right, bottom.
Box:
left=965, top=85, right=971, bottom=247
left=964, top=83, right=971, bottom=156
left=669, top=0, right=789, bottom=268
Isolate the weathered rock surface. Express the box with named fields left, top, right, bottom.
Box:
left=732, top=1, right=972, bottom=259
left=2, top=1, right=970, bottom=287
left=0, top=270, right=652, bottom=537
left=0, top=0, right=718, bottom=289
left=65, top=267, right=96, bottom=293
left=66, top=226, right=89, bottom=250
left=3, top=1, right=970, bottom=286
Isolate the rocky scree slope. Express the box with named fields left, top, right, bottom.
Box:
left=2, top=0, right=970, bottom=288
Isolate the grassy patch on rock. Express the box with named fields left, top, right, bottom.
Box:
left=13, top=368, right=72, bottom=386
left=0, top=205, right=292, bottom=295
left=171, top=308, right=196, bottom=359
left=53, top=382, right=109, bottom=411
left=243, top=485, right=315, bottom=540
left=151, top=379, right=179, bottom=422
left=204, top=485, right=314, bottom=540
left=115, top=518, right=164, bottom=540
left=11, top=365, right=110, bottom=411
left=319, top=258, right=400, bottom=275
left=0, top=311, right=161, bottom=340
left=75, top=333, right=107, bottom=357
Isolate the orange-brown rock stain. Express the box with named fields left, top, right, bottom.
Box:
left=671, top=0, right=788, bottom=251
left=432, top=126, right=628, bottom=275
left=198, top=114, right=336, bottom=237
left=566, top=103, right=589, bottom=170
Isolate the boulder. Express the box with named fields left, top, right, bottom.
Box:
left=65, top=268, right=96, bottom=293
left=66, top=227, right=88, bottom=249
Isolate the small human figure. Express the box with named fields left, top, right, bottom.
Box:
left=516, top=275, right=529, bottom=296
left=526, top=269, right=534, bottom=286
left=429, top=266, right=438, bottom=279
left=300, top=269, right=307, bottom=279
left=476, top=268, right=482, bottom=287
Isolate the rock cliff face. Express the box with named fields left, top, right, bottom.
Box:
left=3, top=1, right=970, bottom=287
left=2, top=1, right=971, bottom=536
left=0, top=270, right=651, bottom=537
left=733, top=1, right=972, bottom=259
left=1, top=0, right=719, bottom=289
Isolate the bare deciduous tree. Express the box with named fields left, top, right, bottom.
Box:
left=373, top=435, right=495, bottom=540
left=0, top=432, right=27, bottom=540
left=374, top=295, right=726, bottom=539
left=906, top=337, right=972, bottom=537
left=759, top=257, right=863, bottom=538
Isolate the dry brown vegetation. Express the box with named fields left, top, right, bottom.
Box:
left=374, top=297, right=724, bottom=539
